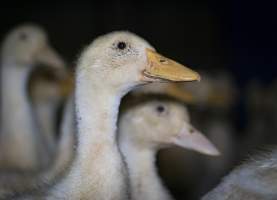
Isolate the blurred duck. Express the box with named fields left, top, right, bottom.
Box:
left=132, top=71, right=237, bottom=198
left=0, top=24, right=66, bottom=170
left=0, top=31, right=200, bottom=199
left=132, top=82, right=195, bottom=104
left=28, top=67, right=73, bottom=153
left=182, top=70, right=237, bottom=108
left=118, top=98, right=219, bottom=200
left=202, top=149, right=277, bottom=200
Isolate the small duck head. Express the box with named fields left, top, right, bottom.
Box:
left=119, top=99, right=220, bottom=156
left=1, top=24, right=65, bottom=70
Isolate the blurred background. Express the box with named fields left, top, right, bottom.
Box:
left=0, top=0, right=275, bottom=199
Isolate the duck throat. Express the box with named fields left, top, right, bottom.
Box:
left=0, top=62, right=42, bottom=170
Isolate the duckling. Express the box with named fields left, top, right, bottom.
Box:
left=202, top=149, right=277, bottom=200
left=118, top=98, right=219, bottom=200
left=0, top=24, right=66, bottom=170
left=0, top=31, right=200, bottom=200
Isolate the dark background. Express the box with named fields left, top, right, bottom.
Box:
left=0, top=0, right=275, bottom=84
left=0, top=0, right=275, bottom=199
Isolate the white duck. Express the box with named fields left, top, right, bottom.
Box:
left=132, top=71, right=237, bottom=198
left=118, top=98, right=219, bottom=200
left=0, top=31, right=200, bottom=199
left=0, top=24, right=66, bottom=170
left=202, top=149, right=277, bottom=200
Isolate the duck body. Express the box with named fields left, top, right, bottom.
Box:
left=0, top=97, right=75, bottom=199
left=202, top=149, right=277, bottom=200
left=0, top=61, right=41, bottom=169
left=0, top=24, right=65, bottom=170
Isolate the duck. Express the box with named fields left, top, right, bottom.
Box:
left=28, top=66, right=73, bottom=155
left=182, top=70, right=237, bottom=108
left=0, top=96, right=76, bottom=199
left=118, top=97, right=220, bottom=200
left=0, top=24, right=66, bottom=171
left=133, top=71, right=237, bottom=198
left=0, top=31, right=200, bottom=200
left=202, top=149, right=277, bottom=200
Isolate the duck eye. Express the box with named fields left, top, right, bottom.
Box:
left=156, top=105, right=165, bottom=113
left=117, top=42, right=126, bottom=50
left=19, top=32, right=28, bottom=41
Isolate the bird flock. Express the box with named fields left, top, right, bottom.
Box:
left=0, top=23, right=276, bottom=200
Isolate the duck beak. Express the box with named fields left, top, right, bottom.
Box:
left=164, top=83, right=195, bottom=103
left=143, top=49, right=200, bottom=82
left=207, top=90, right=232, bottom=107
left=172, top=122, right=220, bottom=156
left=59, top=72, right=75, bottom=97
left=35, top=45, right=66, bottom=70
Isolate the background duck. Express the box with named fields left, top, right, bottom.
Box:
left=28, top=66, right=73, bottom=155
left=132, top=70, right=238, bottom=198
left=0, top=31, right=199, bottom=200
left=132, top=82, right=195, bottom=103
left=118, top=97, right=219, bottom=200
left=202, top=149, right=277, bottom=200
left=0, top=24, right=66, bottom=171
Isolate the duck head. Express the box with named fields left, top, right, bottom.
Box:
left=77, top=31, right=200, bottom=93
left=1, top=24, right=65, bottom=70
left=119, top=100, right=220, bottom=156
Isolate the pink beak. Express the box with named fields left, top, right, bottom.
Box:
left=172, top=122, right=220, bottom=156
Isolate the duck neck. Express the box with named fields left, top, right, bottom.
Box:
left=52, top=71, right=129, bottom=199
left=1, top=61, right=33, bottom=132
left=0, top=61, right=41, bottom=169
left=75, top=79, right=121, bottom=156
left=120, top=139, right=173, bottom=200
left=33, top=98, right=59, bottom=152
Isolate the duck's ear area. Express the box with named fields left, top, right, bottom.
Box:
left=172, top=122, right=220, bottom=156
left=142, top=49, right=201, bottom=82
left=35, top=45, right=65, bottom=70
